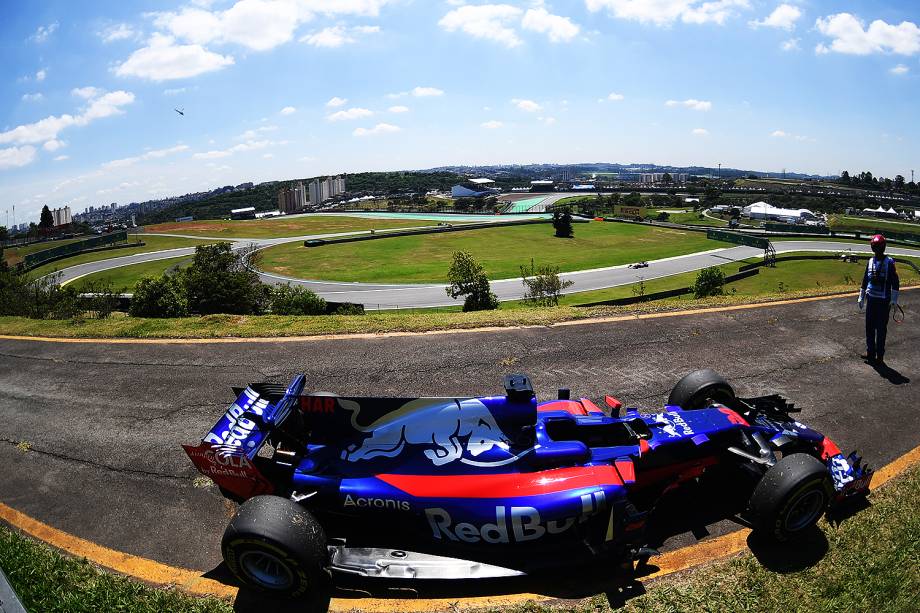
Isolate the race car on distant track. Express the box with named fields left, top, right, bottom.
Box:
left=185, top=370, right=872, bottom=599
left=628, top=261, right=649, bottom=269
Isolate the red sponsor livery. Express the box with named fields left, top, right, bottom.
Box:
left=718, top=407, right=750, bottom=427
left=182, top=442, right=274, bottom=499
left=301, top=396, right=336, bottom=415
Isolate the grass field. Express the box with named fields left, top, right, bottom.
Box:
left=144, top=215, right=441, bottom=239
left=28, top=235, right=217, bottom=279
left=1, top=460, right=916, bottom=612
left=2, top=237, right=88, bottom=267
left=829, top=215, right=920, bottom=235
left=68, top=256, right=192, bottom=291
left=258, top=221, right=722, bottom=283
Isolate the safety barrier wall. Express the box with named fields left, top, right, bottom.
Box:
left=23, top=232, right=130, bottom=269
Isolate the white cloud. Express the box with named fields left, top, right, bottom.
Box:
left=115, top=34, right=234, bottom=81
left=327, top=107, right=374, bottom=121
left=815, top=13, right=920, bottom=56
left=666, top=98, right=712, bottom=111
left=512, top=98, right=542, bottom=112
left=890, top=64, right=909, bottom=75
left=481, top=120, right=504, bottom=129
left=749, top=4, right=801, bottom=31
left=31, top=22, right=59, bottom=43
left=236, top=125, right=278, bottom=140
left=54, top=155, right=69, bottom=161
left=326, top=96, right=348, bottom=107
left=102, top=144, right=190, bottom=169
left=412, top=86, right=444, bottom=97
left=586, top=0, right=751, bottom=27
left=262, top=153, right=274, bottom=159
left=539, top=116, right=557, bottom=125
left=42, top=139, right=66, bottom=152
left=280, top=106, right=297, bottom=115
left=163, top=87, right=187, bottom=96
left=71, top=86, right=102, bottom=99
left=35, top=69, right=47, bottom=82
left=22, top=93, right=44, bottom=102
left=521, top=7, right=580, bottom=43
left=301, top=24, right=380, bottom=47
left=0, top=146, right=37, bottom=170
left=691, top=127, right=709, bottom=136
left=353, top=123, right=400, bottom=137
left=193, top=140, right=274, bottom=159
left=0, top=90, right=135, bottom=146
left=100, top=23, right=139, bottom=43
left=606, top=92, right=625, bottom=101
left=152, top=0, right=392, bottom=52
left=439, top=4, right=524, bottom=48
left=771, top=130, right=788, bottom=137
left=781, top=38, right=800, bottom=51
left=388, top=105, right=409, bottom=113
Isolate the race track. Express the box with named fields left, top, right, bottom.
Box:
left=50, top=228, right=920, bottom=310
left=1, top=293, right=917, bottom=587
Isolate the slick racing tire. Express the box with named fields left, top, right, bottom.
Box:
left=222, top=495, right=328, bottom=598
left=667, top=369, right=735, bottom=410
left=748, top=454, right=832, bottom=542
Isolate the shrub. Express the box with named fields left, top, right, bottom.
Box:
left=0, top=265, right=81, bottom=319
left=333, top=303, right=365, bottom=315
left=181, top=243, right=270, bottom=315
left=552, top=208, right=574, bottom=238
left=693, top=266, right=725, bottom=298
left=446, top=251, right=499, bottom=312
left=270, top=284, right=327, bottom=316
left=520, top=259, right=574, bottom=307
left=129, top=274, right=189, bottom=318
left=77, top=280, right=123, bottom=319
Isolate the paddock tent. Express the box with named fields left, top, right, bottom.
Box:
left=743, top=202, right=818, bottom=222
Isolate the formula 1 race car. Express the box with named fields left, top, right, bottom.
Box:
left=628, top=261, right=649, bottom=269
left=184, top=371, right=872, bottom=599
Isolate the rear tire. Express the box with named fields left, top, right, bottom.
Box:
left=667, top=369, right=735, bottom=410
left=222, top=495, right=328, bottom=598
left=749, top=454, right=831, bottom=542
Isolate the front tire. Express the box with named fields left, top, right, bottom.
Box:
left=667, top=369, right=735, bottom=410
left=222, top=495, right=328, bottom=598
left=748, top=454, right=831, bottom=542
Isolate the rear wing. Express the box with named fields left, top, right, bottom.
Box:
left=183, top=375, right=305, bottom=499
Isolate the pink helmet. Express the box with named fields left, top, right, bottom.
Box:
left=870, top=234, right=886, bottom=254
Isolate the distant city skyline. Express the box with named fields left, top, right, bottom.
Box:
left=2, top=0, right=919, bottom=224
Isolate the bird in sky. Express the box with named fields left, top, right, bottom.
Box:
left=174, top=107, right=185, bottom=116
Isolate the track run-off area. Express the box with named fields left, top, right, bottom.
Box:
left=41, top=211, right=920, bottom=309
left=1, top=292, right=918, bottom=610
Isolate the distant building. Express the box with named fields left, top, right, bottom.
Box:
left=230, top=207, right=256, bottom=220
left=51, top=206, right=72, bottom=227
left=308, top=175, right=346, bottom=205
left=640, top=173, right=689, bottom=185
left=278, top=182, right=309, bottom=214
left=451, top=178, right=499, bottom=198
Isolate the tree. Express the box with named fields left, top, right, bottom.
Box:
left=693, top=267, right=725, bottom=298
left=130, top=274, right=189, bottom=318
left=39, top=205, right=53, bottom=229
left=840, top=171, right=850, bottom=184
left=181, top=242, right=270, bottom=315
left=445, top=251, right=498, bottom=312
left=552, top=208, right=574, bottom=238
left=270, top=284, right=326, bottom=315
left=895, top=175, right=905, bottom=190
left=520, top=259, right=573, bottom=307
left=0, top=226, right=8, bottom=242
left=662, top=172, right=673, bottom=184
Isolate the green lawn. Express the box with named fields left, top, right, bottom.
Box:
left=68, top=256, right=192, bottom=291
left=28, top=235, right=217, bottom=279
left=144, top=215, right=441, bottom=239
left=258, top=221, right=722, bottom=283
left=1, top=461, right=917, bottom=612
left=829, top=215, right=920, bottom=235
left=2, top=237, right=87, bottom=267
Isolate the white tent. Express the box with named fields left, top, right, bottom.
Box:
left=743, top=202, right=817, bottom=222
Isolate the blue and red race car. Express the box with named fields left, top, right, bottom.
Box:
left=184, top=370, right=872, bottom=598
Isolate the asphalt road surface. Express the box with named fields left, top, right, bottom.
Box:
left=0, top=293, right=917, bottom=582
left=50, top=234, right=920, bottom=310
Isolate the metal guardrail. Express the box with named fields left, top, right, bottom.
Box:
left=0, top=566, right=26, bottom=613
left=22, top=231, right=129, bottom=269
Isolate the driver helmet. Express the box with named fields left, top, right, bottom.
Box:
left=870, top=234, right=886, bottom=255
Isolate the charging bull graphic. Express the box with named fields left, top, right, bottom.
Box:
left=340, top=398, right=512, bottom=466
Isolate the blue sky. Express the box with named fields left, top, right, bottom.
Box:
left=1, top=0, right=919, bottom=224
